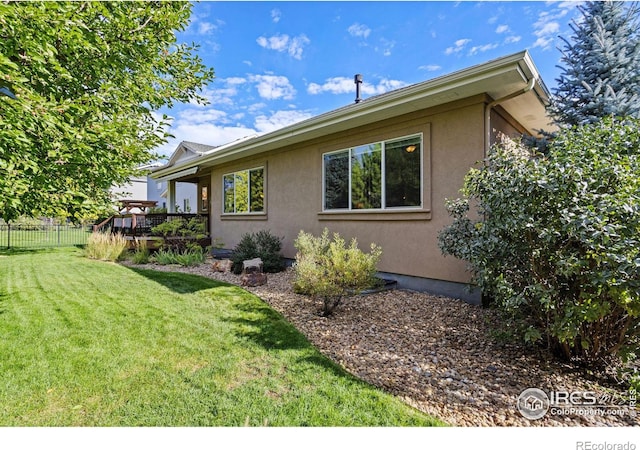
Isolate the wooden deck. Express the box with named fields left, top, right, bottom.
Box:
left=93, top=213, right=210, bottom=248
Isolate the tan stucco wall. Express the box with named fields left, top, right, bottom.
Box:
left=209, top=95, right=508, bottom=285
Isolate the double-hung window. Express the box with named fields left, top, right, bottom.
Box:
left=323, top=134, right=422, bottom=211
left=223, top=167, right=265, bottom=214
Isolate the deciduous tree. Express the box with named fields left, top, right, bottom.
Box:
left=0, top=1, right=214, bottom=221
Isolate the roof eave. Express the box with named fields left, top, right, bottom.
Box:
left=151, top=50, right=554, bottom=180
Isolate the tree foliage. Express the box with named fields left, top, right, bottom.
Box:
left=438, top=119, right=640, bottom=365
left=550, top=1, right=640, bottom=127
left=0, top=1, right=214, bottom=222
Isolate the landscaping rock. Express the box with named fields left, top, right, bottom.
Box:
left=242, top=257, right=263, bottom=274
left=241, top=272, right=267, bottom=287
left=211, top=259, right=233, bottom=273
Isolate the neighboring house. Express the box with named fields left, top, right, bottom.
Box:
left=151, top=51, right=558, bottom=303
left=110, top=163, right=161, bottom=213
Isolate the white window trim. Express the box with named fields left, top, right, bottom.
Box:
left=322, top=133, right=423, bottom=212
left=222, top=165, right=266, bottom=215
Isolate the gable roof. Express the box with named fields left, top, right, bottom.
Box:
left=152, top=50, right=557, bottom=182
left=165, top=140, right=218, bottom=167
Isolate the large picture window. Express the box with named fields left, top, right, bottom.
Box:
left=223, top=167, right=264, bottom=214
left=323, top=134, right=422, bottom=211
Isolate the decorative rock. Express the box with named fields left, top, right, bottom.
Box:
left=211, top=259, right=233, bottom=273
left=242, top=257, right=263, bottom=274
left=241, top=272, right=267, bottom=287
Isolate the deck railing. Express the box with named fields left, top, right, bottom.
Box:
left=94, top=213, right=209, bottom=238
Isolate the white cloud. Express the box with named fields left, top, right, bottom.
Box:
left=348, top=23, right=371, bottom=39
left=249, top=75, right=296, bottom=100
left=377, top=38, right=395, bottom=57
left=288, top=35, right=311, bottom=60
left=307, top=76, right=407, bottom=96
left=307, top=77, right=355, bottom=95
left=175, top=108, right=228, bottom=126
left=257, top=34, right=289, bottom=52
left=496, top=24, right=510, bottom=34
left=504, top=35, right=522, bottom=44
left=224, top=77, right=247, bottom=86
left=256, top=33, right=310, bottom=60
left=445, top=38, right=471, bottom=55
left=154, top=109, right=257, bottom=158
left=254, top=110, right=313, bottom=133
left=468, top=43, right=498, bottom=56
left=195, top=78, right=247, bottom=107
left=271, top=9, right=281, bottom=23
left=419, top=64, right=442, bottom=72
left=531, top=6, right=568, bottom=50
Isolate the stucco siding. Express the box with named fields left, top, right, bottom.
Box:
left=209, top=96, right=493, bottom=286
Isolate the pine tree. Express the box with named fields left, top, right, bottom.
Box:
left=550, top=1, right=640, bottom=127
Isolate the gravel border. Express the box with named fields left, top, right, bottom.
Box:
left=122, top=260, right=638, bottom=427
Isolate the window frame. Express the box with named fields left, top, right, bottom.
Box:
left=221, top=165, right=266, bottom=215
left=322, top=133, right=423, bottom=212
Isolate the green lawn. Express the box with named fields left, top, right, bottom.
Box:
left=0, top=248, right=443, bottom=426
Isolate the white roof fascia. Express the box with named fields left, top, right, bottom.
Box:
left=154, top=166, right=199, bottom=182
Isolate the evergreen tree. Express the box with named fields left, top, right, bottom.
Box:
left=550, top=1, right=640, bottom=127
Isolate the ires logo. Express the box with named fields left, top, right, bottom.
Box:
left=517, top=388, right=636, bottom=420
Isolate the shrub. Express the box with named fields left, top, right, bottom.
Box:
left=152, top=217, right=207, bottom=252
left=293, top=228, right=382, bottom=316
left=231, top=230, right=285, bottom=274
left=85, top=231, right=128, bottom=262
left=131, top=240, right=151, bottom=264
left=152, top=247, right=206, bottom=267
left=438, top=118, right=640, bottom=366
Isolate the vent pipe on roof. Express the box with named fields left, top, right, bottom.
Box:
left=354, top=74, right=363, bottom=103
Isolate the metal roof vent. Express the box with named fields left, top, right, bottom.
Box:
left=354, top=74, right=363, bottom=103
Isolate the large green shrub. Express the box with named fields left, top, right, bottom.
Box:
left=438, top=118, right=640, bottom=365
left=230, top=230, right=285, bottom=274
left=152, top=217, right=207, bottom=253
left=293, top=228, right=382, bottom=317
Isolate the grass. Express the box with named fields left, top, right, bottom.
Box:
left=0, top=248, right=444, bottom=426
left=84, top=232, right=128, bottom=261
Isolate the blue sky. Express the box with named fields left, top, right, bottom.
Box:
left=154, top=1, right=582, bottom=158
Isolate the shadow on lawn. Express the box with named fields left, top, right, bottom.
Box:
left=126, top=267, right=228, bottom=294
left=225, top=300, right=311, bottom=351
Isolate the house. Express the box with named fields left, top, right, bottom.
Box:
left=151, top=51, right=557, bottom=304
left=147, top=141, right=217, bottom=212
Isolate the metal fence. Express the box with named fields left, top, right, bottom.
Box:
left=0, top=224, right=92, bottom=250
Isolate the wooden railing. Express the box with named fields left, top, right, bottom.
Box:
left=93, top=213, right=209, bottom=238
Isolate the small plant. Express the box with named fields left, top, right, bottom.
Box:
left=231, top=230, right=285, bottom=274
left=152, top=247, right=206, bottom=267
left=293, top=228, right=382, bottom=317
left=131, top=240, right=151, bottom=264
left=85, top=231, right=128, bottom=262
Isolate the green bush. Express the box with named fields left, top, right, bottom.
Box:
left=293, top=228, right=382, bottom=316
left=438, top=118, right=640, bottom=366
left=152, top=247, right=206, bottom=267
left=231, top=230, right=285, bottom=274
left=152, top=217, right=207, bottom=253
left=85, top=231, right=128, bottom=262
